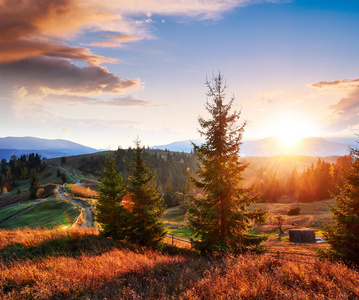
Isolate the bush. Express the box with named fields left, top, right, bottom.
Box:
left=288, top=207, right=301, bottom=216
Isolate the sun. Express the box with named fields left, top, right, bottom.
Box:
left=270, top=115, right=314, bottom=150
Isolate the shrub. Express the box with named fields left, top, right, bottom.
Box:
left=288, top=207, right=301, bottom=216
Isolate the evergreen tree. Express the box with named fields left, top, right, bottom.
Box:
left=187, top=73, right=266, bottom=255
left=322, top=143, right=359, bottom=265
left=96, top=155, right=129, bottom=239
left=127, top=139, right=166, bottom=248
left=29, top=171, right=40, bottom=199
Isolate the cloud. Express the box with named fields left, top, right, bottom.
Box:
left=1, top=40, right=115, bottom=65
left=88, top=34, right=139, bottom=48
left=310, top=78, right=359, bottom=131
left=0, top=0, right=281, bottom=115
left=309, top=78, right=359, bottom=89
left=1, top=56, right=140, bottom=96
left=42, top=94, right=170, bottom=107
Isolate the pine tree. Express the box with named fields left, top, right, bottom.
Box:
left=187, top=73, right=266, bottom=255
left=96, top=155, right=129, bottom=239
left=322, top=142, right=359, bottom=265
left=29, top=171, right=40, bottom=199
left=127, top=139, right=166, bottom=248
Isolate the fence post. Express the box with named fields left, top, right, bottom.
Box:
left=172, top=234, right=174, bottom=246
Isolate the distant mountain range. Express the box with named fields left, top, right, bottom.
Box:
left=152, top=137, right=357, bottom=157
left=0, top=137, right=97, bottom=161
left=1, top=136, right=356, bottom=161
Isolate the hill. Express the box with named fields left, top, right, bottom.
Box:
left=152, top=137, right=356, bottom=156
left=0, top=137, right=97, bottom=160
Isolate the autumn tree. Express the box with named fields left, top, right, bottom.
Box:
left=187, top=73, right=266, bottom=255
left=322, top=142, right=359, bottom=265
left=96, top=155, right=130, bottom=239
left=272, top=215, right=286, bottom=235
left=127, top=139, right=166, bottom=248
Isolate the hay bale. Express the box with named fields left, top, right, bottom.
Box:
left=289, top=229, right=316, bottom=243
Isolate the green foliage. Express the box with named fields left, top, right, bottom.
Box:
left=187, top=73, right=266, bottom=255
left=29, top=171, right=40, bottom=199
left=127, top=139, right=166, bottom=249
left=322, top=143, right=359, bottom=265
left=288, top=207, right=301, bottom=216
left=96, top=155, right=130, bottom=240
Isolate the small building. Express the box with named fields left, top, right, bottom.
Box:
left=289, top=228, right=316, bottom=243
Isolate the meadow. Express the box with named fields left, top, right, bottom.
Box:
left=0, top=199, right=80, bottom=230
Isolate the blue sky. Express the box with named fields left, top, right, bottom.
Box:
left=1, top=0, right=358, bottom=149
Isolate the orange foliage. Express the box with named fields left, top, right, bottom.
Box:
left=36, top=188, right=44, bottom=198
left=122, top=193, right=134, bottom=212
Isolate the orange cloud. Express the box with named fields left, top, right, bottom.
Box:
left=309, top=78, right=359, bottom=89
left=89, top=34, right=139, bottom=48
left=0, top=40, right=115, bottom=65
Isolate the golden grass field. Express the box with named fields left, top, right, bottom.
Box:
left=0, top=226, right=358, bottom=299
left=66, top=184, right=98, bottom=199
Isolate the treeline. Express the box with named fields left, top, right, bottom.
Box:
left=1, top=153, right=45, bottom=193
left=79, top=149, right=197, bottom=208
left=253, top=156, right=352, bottom=202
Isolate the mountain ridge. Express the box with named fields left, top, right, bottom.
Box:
left=151, top=137, right=357, bottom=157
left=0, top=137, right=97, bottom=160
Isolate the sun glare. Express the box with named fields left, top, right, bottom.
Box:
left=270, top=115, right=314, bottom=150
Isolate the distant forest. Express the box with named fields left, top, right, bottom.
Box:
left=0, top=149, right=353, bottom=207
left=79, top=148, right=197, bottom=208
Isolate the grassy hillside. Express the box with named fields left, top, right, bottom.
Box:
left=0, top=226, right=358, bottom=299
left=0, top=199, right=80, bottom=229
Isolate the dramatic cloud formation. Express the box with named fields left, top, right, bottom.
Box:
left=310, top=78, right=359, bottom=131
left=1, top=0, right=273, bottom=108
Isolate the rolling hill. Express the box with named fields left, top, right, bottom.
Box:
left=0, top=137, right=97, bottom=160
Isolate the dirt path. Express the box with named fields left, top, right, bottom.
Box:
left=57, top=185, right=92, bottom=227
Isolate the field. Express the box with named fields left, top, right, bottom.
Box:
left=0, top=226, right=358, bottom=299
left=0, top=199, right=81, bottom=230
left=0, top=202, right=36, bottom=223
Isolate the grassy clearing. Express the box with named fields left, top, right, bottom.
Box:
left=163, top=207, right=192, bottom=238
left=0, top=226, right=358, bottom=299
left=0, top=199, right=80, bottom=229
left=0, top=202, right=36, bottom=223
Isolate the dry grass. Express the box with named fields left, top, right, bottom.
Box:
left=1, top=227, right=358, bottom=299
left=66, top=184, right=98, bottom=199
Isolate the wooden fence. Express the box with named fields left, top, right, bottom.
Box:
left=166, top=235, right=193, bottom=248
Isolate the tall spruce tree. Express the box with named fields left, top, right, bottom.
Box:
left=96, top=155, right=129, bottom=239
left=322, top=142, right=359, bottom=265
left=187, top=73, right=266, bottom=255
left=127, top=139, right=166, bottom=248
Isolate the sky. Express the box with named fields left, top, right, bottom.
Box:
left=1, top=0, right=359, bottom=150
